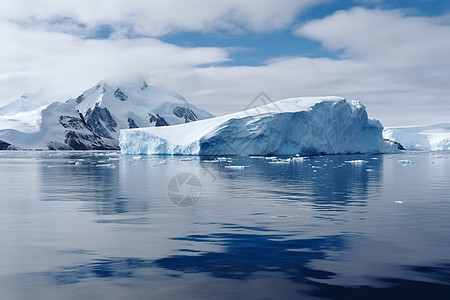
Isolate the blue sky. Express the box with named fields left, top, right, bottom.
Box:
left=161, top=0, right=450, bottom=66
left=1, top=0, right=450, bottom=125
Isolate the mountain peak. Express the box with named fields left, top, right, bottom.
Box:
left=100, top=75, right=148, bottom=89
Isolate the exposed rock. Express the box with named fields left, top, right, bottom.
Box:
left=84, top=106, right=117, bottom=138
left=384, top=138, right=406, bottom=150
left=173, top=106, right=198, bottom=123
left=114, top=88, right=128, bottom=101
left=0, top=140, right=16, bottom=150
left=140, top=81, right=148, bottom=90
left=127, top=118, right=139, bottom=129
left=76, top=94, right=84, bottom=104
left=149, top=114, right=169, bottom=127
left=57, top=115, right=118, bottom=150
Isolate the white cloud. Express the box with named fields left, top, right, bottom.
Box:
left=1, top=5, right=449, bottom=126
left=160, top=8, right=450, bottom=126
left=0, top=19, right=231, bottom=108
left=290, top=8, right=450, bottom=124
left=0, top=0, right=320, bottom=36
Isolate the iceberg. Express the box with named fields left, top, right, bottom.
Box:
left=120, top=97, right=401, bottom=156
left=383, top=123, right=450, bottom=151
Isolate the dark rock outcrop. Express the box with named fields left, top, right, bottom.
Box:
left=149, top=114, right=169, bottom=127
left=0, top=140, right=14, bottom=150
left=114, top=88, right=128, bottom=101
left=128, top=118, right=139, bottom=129
left=56, top=115, right=118, bottom=150
left=76, top=94, right=84, bottom=104
left=84, top=106, right=117, bottom=138
left=173, top=106, right=198, bottom=123
left=140, top=81, right=148, bottom=90
left=384, top=138, right=406, bottom=150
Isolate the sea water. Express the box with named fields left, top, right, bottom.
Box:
left=0, top=151, right=449, bottom=299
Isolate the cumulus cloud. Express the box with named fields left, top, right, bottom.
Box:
left=147, top=8, right=450, bottom=125
left=0, top=20, right=229, bottom=103
left=1, top=4, right=449, bottom=126
left=0, top=0, right=320, bottom=36
left=292, top=8, right=450, bottom=124
left=128, top=8, right=450, bottom=126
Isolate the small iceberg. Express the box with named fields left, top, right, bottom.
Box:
left=225, top=165, right=248, bottom=170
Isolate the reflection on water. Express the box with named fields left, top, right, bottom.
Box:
left=0, top=151, right=449, bottom=299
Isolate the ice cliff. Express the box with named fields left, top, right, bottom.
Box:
left=120, top=97, right=401, bottom=155
left=383, top=124, right=450, bottom=151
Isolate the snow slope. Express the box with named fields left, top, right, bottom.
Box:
left=383, top=124, right=450, bottom=151
left=0, top=91, right=54, bottom=116
left=120, top=97, right=401, bottom=155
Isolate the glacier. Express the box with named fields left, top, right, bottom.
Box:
left=120, top=97, right=401, bottom=156
left=383, top=123, right=450, bottom=151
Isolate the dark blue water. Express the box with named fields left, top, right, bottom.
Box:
left=0, top=151, right=449, bottom=299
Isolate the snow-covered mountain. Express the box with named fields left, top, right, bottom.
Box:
left=0, top=92, right=53, bottom=116
left=120, top=97, right=402, bottom=155
left=0, top=79, right=213, bottom=150
left=0, top=101, right=116, bottom=150
left=66, top=78, right=213, bottom=141
left=383, top=123, right=450, bottom=151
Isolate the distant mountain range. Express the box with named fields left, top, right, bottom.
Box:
left=0, top=78, right=213, bottom=150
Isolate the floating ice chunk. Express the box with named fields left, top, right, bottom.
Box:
left=75, top=161, right=82, bottom=166
left=394, top=201, right=404, bottom=204
left=132, top=156, right=142, bottom=160
left=105, top=152, right=121, bottom=156
left=292, top=157, right=305, bottom=162
left=269, top=160, right=291, bottom=164
left=266, top=157, right=279, bottom=161
left=398, top=159, right=412, bottom=164
left=225, top=165, right=248, bottom=170
left=345, top=160, right=367, bottom=164
left=96, top=164, right=116, bottom=169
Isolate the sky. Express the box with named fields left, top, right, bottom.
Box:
left=1, top=0, right=450, bottom=126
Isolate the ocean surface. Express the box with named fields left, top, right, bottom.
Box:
left=0, top=151, right=449, bottom=299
